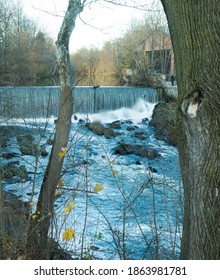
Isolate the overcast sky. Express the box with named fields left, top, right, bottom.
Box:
left=22, top=0, right=160, bottom=52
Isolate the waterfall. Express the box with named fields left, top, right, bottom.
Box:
left=0, top=86, right=162, bottom=118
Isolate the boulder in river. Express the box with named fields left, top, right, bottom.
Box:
left=17, top=135, right=38, bottom=156
left=86, top=121, right=119, bottom=138
left=1, top=161, right=29, bottom=183
left=108, top=120, right=121, bottom=130
left=149, top=102, right=177, bottom=146
left=133, top=130, right=147, bottom=140
left=114, top=142, right=160, bottom=160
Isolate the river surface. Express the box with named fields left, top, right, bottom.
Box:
left=0, top=87, right=182, bottom=260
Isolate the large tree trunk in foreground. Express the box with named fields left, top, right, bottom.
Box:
left=27, top=0, right=83, bottom=259
left=161, top=0, right=220, bottom=259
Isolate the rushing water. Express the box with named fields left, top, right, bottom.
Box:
left=0, top=86, right=161, bottom=118
left=1, top=87, right=182, bottom=260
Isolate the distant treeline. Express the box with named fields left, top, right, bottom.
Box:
left=0, top=0, right=170, bottom=87
left=0, top=0, right=58, bottom=86
left=71, top=7, right=171, bottom=87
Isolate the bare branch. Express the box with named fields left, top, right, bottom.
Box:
left=101, top=0, right=162, bottom=12
left=78, top=14, right=112, bottom=34
left=31, top=6, right=64, bottom=18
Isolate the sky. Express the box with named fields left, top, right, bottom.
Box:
left=21, top=0, right=160, bottom=53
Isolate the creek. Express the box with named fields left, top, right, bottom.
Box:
left=0, top=86, right=182, bottom=260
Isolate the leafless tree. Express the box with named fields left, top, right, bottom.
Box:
left=26, top=0, right=84, bottom=259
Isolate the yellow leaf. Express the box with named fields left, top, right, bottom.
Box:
left=64, top=207, right=70, bottom=214
left=93, top=183, right=104, bottom=193
left=62, top=228, right=75, bottom=241
left=31, top=214, right=37, bottom=220
left=64, top=202, right=76, bottom=214
left=112, top=170, right=118, bottom=176
left=58, top=147, right=68, bottom=158
left=67, top=202, right=76, bottom=208
left=58, top=151, right=66, bottom=158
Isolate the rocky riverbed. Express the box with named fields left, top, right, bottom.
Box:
left=0, top=99, right=180, bottom=260
left=1, top=101, right=176, bottom=185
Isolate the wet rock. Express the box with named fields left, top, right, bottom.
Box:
left=86, top=121, right=105, bottom=135
left=148, top=166, right=158, bottom=173
left=135, top=148, right=159, bottom=159
left=26, top=191, right=37, bottom=196
left=17, top=135, right=38, bottom=156
left=86, top=121, right=118, bottom=138
left=0, top=125, right=44, bottom=138
left=1, top=161, right=29, bottom=183
left=0, top=136, right=8, bottom=148
left=125, top=120, right=133, bottom=124
left=127, top=126, right=135, bottom=131
left=40, top=145, right=49, bottom=157
left=114, top=142, right=160, bottom=160
left=133, top=130, right=147, bottom=140
left=114, top=143, right=135, bottom=155
left=149, top=102, right=177, bottom=146
left=1, top=152, right=18, bottom=159
left=1, top=126, right=48, bottom=156
left=78, top=119, right=85, bottom=124
left=104, top=128, right=119, bottom=139
left=141, top=117, right=149, bottom=125
left=17, top=134, right=34, bottom=143
left=108, top=121, right=121, bottom=129
left=90, top=245, right=100, bottom=251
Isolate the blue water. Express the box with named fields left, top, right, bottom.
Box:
left=0, top=86, right=161, bottom=118
left=1, top=93, right=182, bottom=260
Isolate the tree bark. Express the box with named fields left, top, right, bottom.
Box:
left=161, top=0, right=220, bottom=259
left=27, top=0, right=83, bottom=259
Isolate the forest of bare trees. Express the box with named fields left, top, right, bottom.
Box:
left=0, top=0, right=171, bottom=87
left=0, top=0, right=58, bottom=85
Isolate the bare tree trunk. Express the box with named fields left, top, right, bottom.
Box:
left=27, top=0, right=83, bottom=259
left=161, top=0, right=220, bottom=259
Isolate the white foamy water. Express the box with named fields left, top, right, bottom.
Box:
left=72, top=99, right=155, bottom=124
